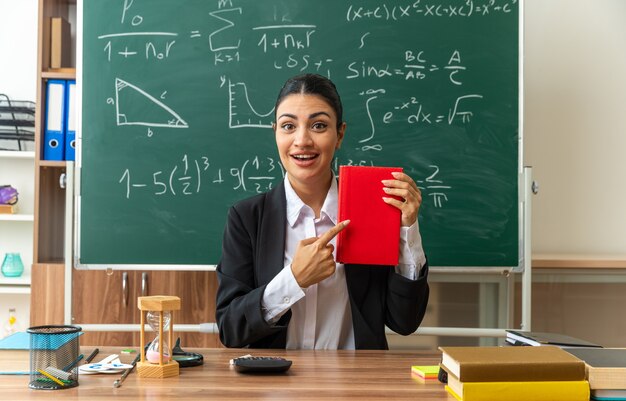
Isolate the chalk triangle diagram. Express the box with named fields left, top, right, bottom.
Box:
left=115, top=78, right=188, bottom=128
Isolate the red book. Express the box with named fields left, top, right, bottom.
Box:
left=336, top=166, right=403, bottom=265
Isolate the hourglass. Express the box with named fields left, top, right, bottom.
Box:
left=137, top=296, right=181, bottom=378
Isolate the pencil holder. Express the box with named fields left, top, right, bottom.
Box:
left=27, top=325, right=82, bottom=390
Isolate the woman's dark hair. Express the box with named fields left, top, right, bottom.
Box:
left=275, top=73, right=344, bottom=128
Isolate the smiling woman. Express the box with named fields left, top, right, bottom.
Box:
left=273, top=91, right=345, bottom=213
left=215, top=73, right=430, bottom=351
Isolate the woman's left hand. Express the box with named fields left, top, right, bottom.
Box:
left=382, top=171, right=422, bottom=227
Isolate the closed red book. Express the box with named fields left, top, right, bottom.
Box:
left=336, top=166, right=403, bottom=265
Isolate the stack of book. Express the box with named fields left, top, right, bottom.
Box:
left=0, top=331, right=30, bottom=374
left=439, top=346, right=590, bottom=401
left=0, top=204, right=17, bottom=214
left=565, top=348, right=626, bottom=401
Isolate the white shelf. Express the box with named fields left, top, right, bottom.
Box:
left=0, top=149, right=34, bottom=306
left=0, top=286, right=31, bottom=295
left=0, top=276, right=30, bottom=295
left=0, top=214, right=34, bottom=222
left=0, top=151, right=35, bottom=159
left=0, top=276, right=30, bottom=285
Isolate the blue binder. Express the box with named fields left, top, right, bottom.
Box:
left=64, top=80, right=76, bottom=161
left=43, top=79, right=66, bottom=160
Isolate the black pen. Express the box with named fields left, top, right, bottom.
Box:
left=85, top=348, right=100, bottom=363
left=113, top=354, right=140, bottom=388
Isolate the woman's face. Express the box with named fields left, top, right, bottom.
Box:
left=274, top=93, right=345, bottom=192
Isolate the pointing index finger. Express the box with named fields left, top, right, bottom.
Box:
left=317, top=220, right=350, bottom=245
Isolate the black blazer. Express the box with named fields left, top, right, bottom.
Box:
left=215, top=180, right=429, bottom=349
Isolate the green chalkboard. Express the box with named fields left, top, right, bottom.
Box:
left=78, top=0, right=520, bottom=267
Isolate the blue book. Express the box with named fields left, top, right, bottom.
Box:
left=0, top=331, right=82, bottom=350
left=43, top=79, right=66, bottom=160
left=64, top=80, right=76, bottom=161
left=0, top=331, right=29, bottom=350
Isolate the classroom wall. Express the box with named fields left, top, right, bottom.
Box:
left=4, top=3, right=625, bottom=254
left=0, top=0, right=38, bottom=336
left=525, top=0, right=626, bottom=257
left=426, top=0, right=626, bottom=348
left=399, top=0, right=626, bottom=348
left=0, top=0, right=38, bottom=102
left=2, top=0, right=626, bottom=345
left=2, top=2, right=622, bottom=257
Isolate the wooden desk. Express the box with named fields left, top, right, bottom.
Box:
left=0, top=348, right=452, bottom=400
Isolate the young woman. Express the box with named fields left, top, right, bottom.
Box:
left=216, top=73, right=429, bottom=349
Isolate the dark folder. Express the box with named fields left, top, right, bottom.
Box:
left=506, top=330, right=602, bottom=348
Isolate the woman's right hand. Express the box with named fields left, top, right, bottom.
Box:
left=290, top=220, right=350, bottom=288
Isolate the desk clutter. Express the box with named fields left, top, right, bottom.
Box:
left=504, top=330, right=626, bottom=400
left=435, top=341, right=626, bottom=401
left=439, top=346, right=589, bottom=401
left=26, top=325, right=83, bottom=390
left=565, top=348, right=626, bottom=401
left=6, top=324, right=626, bottom=399
left=0, top=295, right=204, bottom=391
left=505, top=329, right=603, bottom=348
left=78, top=354, right=133, bottom=375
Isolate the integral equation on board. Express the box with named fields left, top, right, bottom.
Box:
left=92, top=0, right=516, bottom=207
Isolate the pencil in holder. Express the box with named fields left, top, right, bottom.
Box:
left=27, top=325, right=82, bottom=390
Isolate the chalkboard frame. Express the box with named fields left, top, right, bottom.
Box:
left=73, top=0, right=525, bottom=271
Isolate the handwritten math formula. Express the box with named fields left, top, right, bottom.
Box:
left=83, top=0, right=519, bottom=214
left=96, top=0, right=490, bottom=142
left=117, top=154, right=452, bottom=209
left=81, top=0, right=520, bottom=265
left=345, top=0, right=517, bottom=22
left=118, top=155, right=284, bottom=199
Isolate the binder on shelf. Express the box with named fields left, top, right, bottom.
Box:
left=43, top=79, right=66, bottom=160
left=64, top=80, right=76, bottom=161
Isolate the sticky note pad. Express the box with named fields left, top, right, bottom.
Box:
left=411, top=365, right=440, bottom=380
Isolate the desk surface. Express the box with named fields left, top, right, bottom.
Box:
left=0, top=347, right=452, bottom=400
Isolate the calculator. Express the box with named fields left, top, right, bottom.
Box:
left=231, top=356, right=292, bottom=373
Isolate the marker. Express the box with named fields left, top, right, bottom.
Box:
left=113, top=354, right=140, bottom=388
left=85, top=348, right=100, bottom=363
